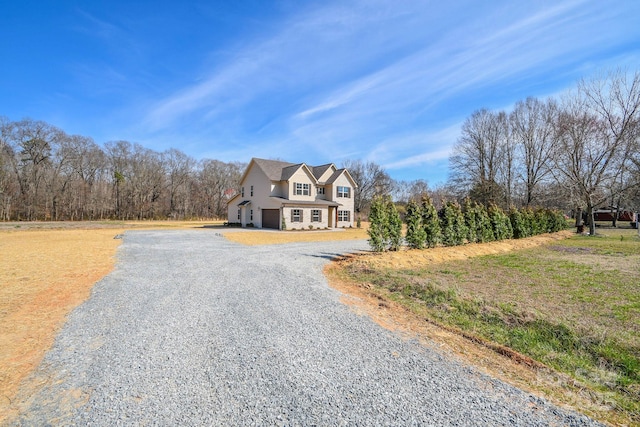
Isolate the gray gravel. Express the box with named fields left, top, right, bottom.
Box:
left=11, top=229, right=601, bottom=426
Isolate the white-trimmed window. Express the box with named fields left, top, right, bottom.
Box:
left=250, top=185, right=253, bottom=196
left=337, top=186, right=350, bottom=198
left=241, top=187, right=245, bottom=197
left=311, top=209, right=322, bottom=222
left=316, top=187, right=325, bottom=195
left=292, top=209, right=303, bottom=222
left=295, top=183, right=311, bottom=196
left=237, top=208, right=241, bottom=220
left=250, top=209, right=253, bottom=221
left=338, top=210, right=350, bottom=222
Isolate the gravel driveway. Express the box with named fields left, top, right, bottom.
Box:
left=11, top=230, right=600, bottom=426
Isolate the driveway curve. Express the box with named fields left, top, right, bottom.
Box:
left=11, top=230, right=600, bottom=426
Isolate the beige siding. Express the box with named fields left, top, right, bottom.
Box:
left=283, top=207, right=329, bottom=230
left=228, top=161, right=282, bottom=228
left=287, top=169, right=316, bottom=201
left=316, top=165, right=337, bottom=182
left=274, top=182, right=287, bottom=197
left=331, top=174, right=356, bottom=227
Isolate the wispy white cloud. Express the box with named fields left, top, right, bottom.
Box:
left=134, top=0, right=640, bottom=181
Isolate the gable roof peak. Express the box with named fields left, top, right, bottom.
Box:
left=243, top=158, right=349, bottom=184
left=250, top=158, right=297, bottom=181
left=310, top=163, right=336, bottom=180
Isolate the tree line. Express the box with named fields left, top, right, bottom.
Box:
left=0, top=116, right=418, bottom=223
left=449, top=70, right=640, bottom=235
left=0, top=117, right=245, bottom=221
left=2, top=70, right=637, bottom=227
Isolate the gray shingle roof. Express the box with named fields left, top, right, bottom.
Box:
left=250, top=158, right=355, bottom=187
left=280, top=164, right=305, bottom=181
left=252, top=158, right=297, bottom=181
left=310, top=163, right=334, bottom=180
left=325, top=169, right=344, bottom=184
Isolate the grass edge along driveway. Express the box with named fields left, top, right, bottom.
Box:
left=328, top=228, right=639, bottom=426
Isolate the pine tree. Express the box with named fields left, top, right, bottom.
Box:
left=405, top=199, right=426, bottom=249
left=521, top=207, right=535, bottom=237
left=463, top=198, right=478, bottom=243
left=387, top=197, right=403, bottom=251
left=535, top=208, right=552, bottom=234
left=489, top=204, right=512, bottom=240
left=439, top=201, right=457, bottom=246
left=368, top=195, right=389, bottom=252
left=450, top=200, right=468, bottom=245
left=421, top=196, right=441, bottom=248
left=546, top=209, right=567, bottom=232
left=475, top=203, right=494, bottom=243
left=509, top=206, right=527, bottom=239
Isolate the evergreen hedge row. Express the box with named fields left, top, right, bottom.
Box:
left=369, top=197, right=567, bottom=252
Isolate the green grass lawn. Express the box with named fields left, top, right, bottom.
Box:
left=343, top=228, right=640, bottom=422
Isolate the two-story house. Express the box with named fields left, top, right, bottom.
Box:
left=227, top=158, right=358, bottom=229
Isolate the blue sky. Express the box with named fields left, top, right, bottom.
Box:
left=2, top=1, right=639, bottom=184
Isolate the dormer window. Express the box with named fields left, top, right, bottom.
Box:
left=337, top=186, right=350, bottom=198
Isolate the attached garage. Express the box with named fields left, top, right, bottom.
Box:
left=261, top=209, right=280, bottom=229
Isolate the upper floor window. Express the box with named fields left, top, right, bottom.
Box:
left=250, top=185, right=253, bottom=197
left=317, top=187, right=325, bottom=195
left=337, top=186, right=351, bottom=198
left=241, top=187, right=245, bottom=197
left=295, top=182, right=310, bottom=196
left=338, top=210, right=350, bottom=221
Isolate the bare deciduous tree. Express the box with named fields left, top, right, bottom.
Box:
left=510, top=97, right=557, bottom=206
left=341, top=159, right=392, bottom=216
left=450, top=109, right=508, bottom=206
left=553, top=70, right=640, bottom=234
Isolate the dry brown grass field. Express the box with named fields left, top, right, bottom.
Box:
left=0, top=220, right=220, bottom=422
left=224, top=225, right=369, bottom=245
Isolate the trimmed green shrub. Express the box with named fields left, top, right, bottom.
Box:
left=546, top=209, right=568, bottom=232
left=387, top=198, right=403, bottom=251
left=421, top=196, right=441, bottom=248
left=451, top=200, right=468, bottom=245
left=475, top=203, right=494, bottom=243
left=463, top=198, right=478, bottom=244
left=368, top=195, right=389, bottom=252
left=438, top=200, right=468, bottom=246
left=489, top=204, right=513, bottom=240
left=405, top=199, right=426, bottom=249
left=509, top=207, right=528, bottom=239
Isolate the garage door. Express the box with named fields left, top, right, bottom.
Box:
left=262, top=209, right=280, bottom=229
